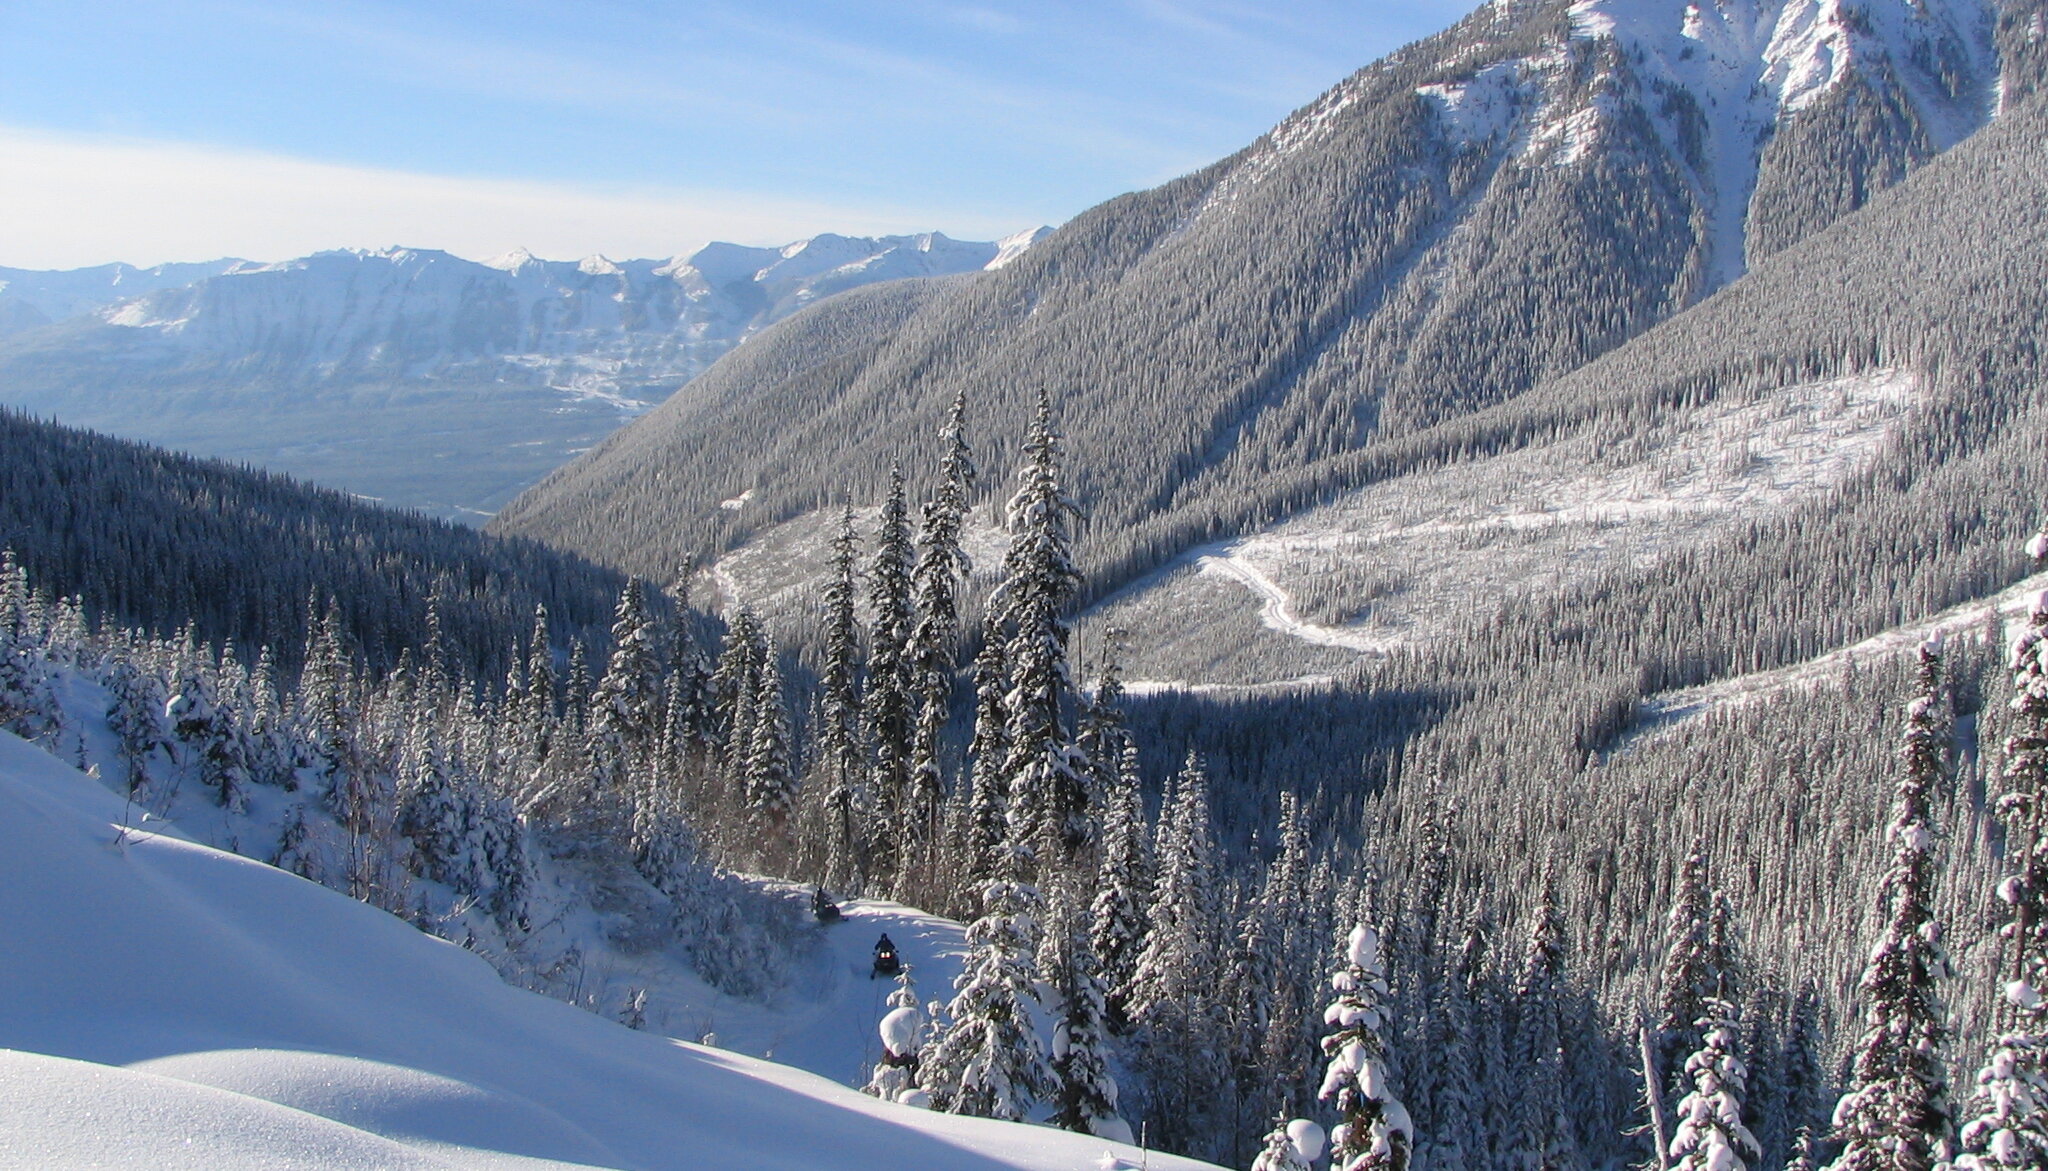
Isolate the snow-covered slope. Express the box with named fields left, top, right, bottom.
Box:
left=495, top=0, right=2014, bottom=596
left=0, top=730, right=1207, bottom=1171
left=0, top=258, right=247, bottom=337
left=1395, top=0, right=1998, bottom=284
left=0, top=231, right=1035, bottom=522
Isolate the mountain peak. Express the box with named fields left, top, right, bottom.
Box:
left=484, top=246, right=540, bottom=273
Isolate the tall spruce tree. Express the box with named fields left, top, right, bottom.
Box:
left=867, top=465, right=916, bottom=886
left=1091, top=741, right=1151, bottom=1033
left=1829, top=639, right=1956, bottom=1171
left=963, top=628, right=1012, bottom=887
left=1956, top=551, right=2048, bottom=1171
left=744, top=655, right=795, bottom=839
left=1657, top=842, right=1722, bottom=1086
left=1412, top=897, right=1486, bottom=1171
left=1511, top=884, right=1579, bottom=1171
left=1126, top=754, right=1230, bottom=1158
left=589, top=578, right=662, bottom=789
left=991, top=389, right=1086, bottom=868
left=924, top=840, right=1052, bottom=1122
left=1668, top=997, right=1762, bottom=1171
left=819, top=506, right=868, bottom=892
left=1319, top=923, right=1412, bottom=1171
left=905, top=389, right=976, bottom=885
left=1047, top=887, right=1123, bottom=1138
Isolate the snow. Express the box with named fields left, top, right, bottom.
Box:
left=1098, top=369, right=1920, bottom=685
left=880, top=1006, right=923, bottom=1056
left=0, top=731, right=1217, bottom=1171
left=1419, top=62, right=1523, bottom=147
left=1287, top=1119, right=1326, bottom=1161
left=1636, top=567, right=2048, bottom=733
left=1194, top=552, right=1384, bottom=654
left=1540, top=0, right=1994, bottom=283
left=988, top=227, right=1055, bottom=270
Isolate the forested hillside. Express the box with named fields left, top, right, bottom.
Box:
left=494, top=0, right=2010, bottom=596
left=0, top=408, right=627, bottom=677
left=9, top=2, right=2048, bottom=1170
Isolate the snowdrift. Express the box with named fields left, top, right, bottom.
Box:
left=0, top=732, right=1212, bottom=1171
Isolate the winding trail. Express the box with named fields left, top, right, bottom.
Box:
left=1195, top=551, right=1387, bottom=653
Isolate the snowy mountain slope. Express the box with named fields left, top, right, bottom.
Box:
left=1086, top=368, right=1921, bottom=685
left=0, top=731, right=1211, bottom=1171
left=1632, top=567, right=2048, bottom=732
left=0, top=258, right=246, bottom=338
left=495, top=0, right=2009, bottom=594
left=0, top=232, right=1027, bottom=522
left=670, top=363, right=1921, bottom=689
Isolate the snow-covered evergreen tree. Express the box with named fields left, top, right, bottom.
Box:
left=991, top=390, right=1086, bottom=867
left=166, top=629, right=248, bottom=811
left=396, top=704, right=465, bottom=891
left=1320, top=923, right=1412, bottom=1171
left=519, top=602, right=558, bottom=769
left=0, top=548, right=59, bottom=741
left=962, top=629, right=1011, bottom=886
left=589, top=578, right=662, bottom=787
left=867, top=465, right=916, bottom=887
left=866, top=965, right=926, bottom=1103
left=709, top=607, right=766, bottom=784
left=819, top=505, right=868, bottom=892
left=1074, top=647, right=1131, bottom=827
left=1127, top=754, right=1224, bottom=1025
left=1955, top=562, right=2048, bottom=1171
left=562, top=641, right=592, bottom=739
left=1510, top=885, right=1579, bottom=1171
left=1127, top=754, right=1231, bottom=1158
left=1091, top=740, right=1152, bottom=1033
left=1828, top=639, right=1956, bottom=1171
left=924, top=842, right=1052, bottom=1121
left=744, top=655, right=795, bottom=838
left=1668, top=997, right=1761, bottom=1171
left=1047, top=887, right=1123, bottom=1138
left=104, top=654, right=171, bottom=796
left=1657, top=841, right=1724, bottom=1090
left=905, top=389, right=975, bottom=888
left=1789, top=1127, right=1821, bottom=1171
left=1252, top=1119, right=1319, bottom=1171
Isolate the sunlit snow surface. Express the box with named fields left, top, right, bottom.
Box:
left=1093, top=370, right=1920, bottom=687
left=0, top=733, right=1214, bottom=1171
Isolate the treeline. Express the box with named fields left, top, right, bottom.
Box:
left=494, top=0, right=1990, bottom=620
left=0, top=406, right=627, bottom=678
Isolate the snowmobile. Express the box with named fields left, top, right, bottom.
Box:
left=871, top=934, right=902, bottom=978
left=811, top=886, right=842, bottom=924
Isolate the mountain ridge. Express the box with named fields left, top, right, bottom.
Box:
left=494, top=0, right=2018, bottom=592
left=0, top=230, right=1040, bottom=521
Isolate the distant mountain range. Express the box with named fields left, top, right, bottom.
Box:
left=0, top=229, right=1047, bottom=521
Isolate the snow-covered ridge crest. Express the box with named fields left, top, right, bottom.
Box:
left=1565, top=0, right=1995, bottom=124
left=76, top=229, right=1032, bottom=386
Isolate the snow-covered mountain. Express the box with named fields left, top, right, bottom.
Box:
left=0, top=231, right=1039, bottom=522
left=497, top=0, right=2024, bottom=608
left=0, top=258, right=248, bottom=337
left=0, top=731, right=1210, bottom=1171
left=97, top=232, right=1014, bottom=384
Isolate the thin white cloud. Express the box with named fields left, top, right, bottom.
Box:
left=0, top=126, right=1036, bottom=269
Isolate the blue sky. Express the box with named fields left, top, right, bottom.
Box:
left=0, top=0, right=1472, bottom=268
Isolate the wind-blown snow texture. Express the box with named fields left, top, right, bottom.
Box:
left=0, top=731, right=1210, bottom=1171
